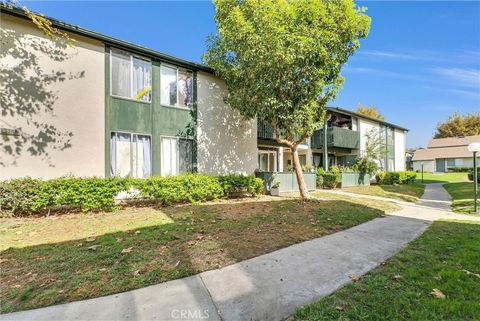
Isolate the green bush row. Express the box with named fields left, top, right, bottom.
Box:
left=447, top=166, right=480, bottom=173
left=0, top=174, right=264, bottom=216
left=316, top=168, right=341, bottom=189
left=375, top=171, right=417, bottom=185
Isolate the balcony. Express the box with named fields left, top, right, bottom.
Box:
left=311, top=126, right=360, bottom=150
left=257, top=121, right=308, bottom=145
left=257, top=120, right=275, bottom=140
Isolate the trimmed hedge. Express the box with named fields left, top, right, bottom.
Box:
left=376, top=171, right=417, bottom=185
left=448, top=166, right=480, bottom=173
left=316, top=168, right=340, bottom=189
left=0, top=174, right=264, bottom=216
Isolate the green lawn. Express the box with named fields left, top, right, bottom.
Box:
left=415, top=172, right=469, bottom=184
left=0, top=195, right=398, bottom=313
left=444, top=182, right=478, bottom=214
left=342, top=183, right=425, bottom=202
left=293, top=220, right=480, bottom=321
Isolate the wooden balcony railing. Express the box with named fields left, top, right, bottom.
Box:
left=257, top=121, right=308, bottom=144
left=311, top=126, right=360, bottom=149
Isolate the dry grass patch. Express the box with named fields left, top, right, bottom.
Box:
left=1, top=195, right=395, bottom=313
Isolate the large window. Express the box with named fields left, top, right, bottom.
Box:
left=379, top=125, right=395, bottom=171
left=110, top=132, right=152, bottom=178
left=161, top=137, right=194, bottom=176
left=258, top=150, right=277, bottom=172
left=160, top=65, right=193, bottom=108
left=111, top=49, right=152, bottom=102
left=447, top=158, right=456, bottom=167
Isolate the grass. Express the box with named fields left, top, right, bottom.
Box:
left=444, top=182, right=477, bottom=215
left=0, top=195, right=399, bottom=313
left=342, top=183, right=425, bottom=202
left=294, top=220, right=480, bottom=321
left=415, top=172, right=469, bottom=184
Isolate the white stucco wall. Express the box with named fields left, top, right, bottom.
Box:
left=413, top=160, right=435, bottom=173
left=0, top=14, right=105, bottom=180
left=358, top=118, right=379, bottom=156
left=394, top=129, right=406, bottom=171
left=196, top=71, right=257, bottom=175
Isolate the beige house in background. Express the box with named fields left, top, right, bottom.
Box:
left=412, top=135, right=480, bottom=172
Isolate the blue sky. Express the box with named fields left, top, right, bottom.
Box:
left=22, top=1, right=480, bottom=148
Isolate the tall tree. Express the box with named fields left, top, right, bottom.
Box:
left=204, top=0, right=370, bottom=198
left=434, top=112, right=480, bottom=138
left=357, top=104, right=384, bottom=120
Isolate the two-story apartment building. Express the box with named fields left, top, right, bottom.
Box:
left=0, top=6, right=407, bottom=180
left=257, top=107, right=407, bottom=173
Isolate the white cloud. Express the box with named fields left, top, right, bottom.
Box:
left=448, top=88, right=480, bottom=100
left=433, top=67, right=480, bottom=88
left=359, top=50, right=418, bottom=60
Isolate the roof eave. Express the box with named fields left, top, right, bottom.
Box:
left=326, top=106, right=409, bottom=132
left=0, top=3, right=215, bottom=73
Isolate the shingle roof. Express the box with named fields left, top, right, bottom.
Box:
left=427, top=135, right=480, bottom=148
left=412, top=146, right=475, bottom=161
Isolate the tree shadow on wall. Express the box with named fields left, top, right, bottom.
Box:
left=187, top=74, right=256, bottom=175
left=0, top=26, right=85, bottom=167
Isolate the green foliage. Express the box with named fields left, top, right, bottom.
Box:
left=316, top=168, right=340, bottom=189
left=204, top=0, right=370, bottom=140
left=352, top=155, right=379, bottom=175
left=376, top=171, right=417, bottom=185
left=218, top=175, right=264, bottom=197
left=357, top=103, right=384, bottom=120
left=467, top=173, right=480, bottom=183
left=0, top=175, right=264, bottom=216
left=434, top=112, right=480, bottom=138
left=448, top=166, right=480, bottom=173
left=136, top=174, right=225, bottom=205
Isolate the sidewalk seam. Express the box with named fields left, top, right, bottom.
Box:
left=198, top=274, right=224, bottom=321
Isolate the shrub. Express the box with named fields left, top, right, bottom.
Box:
left=316, top=168, right=340, bottom=189
left=448, top=166, right=480, bottom=173
left=352, top=156, right=379, bottom=176
left=0, top=174, right=264, bottom=216
left=376, top=171, right=416, bottom=185
left=467, top=172, right=480, bottom=183
left=218, top=175, right=264, bottom=197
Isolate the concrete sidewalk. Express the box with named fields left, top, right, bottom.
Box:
left=2, top=184, right=472, bottom=321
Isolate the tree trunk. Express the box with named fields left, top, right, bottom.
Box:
left=291, top=145, right=309, bottom=199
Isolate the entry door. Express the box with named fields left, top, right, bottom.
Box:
left=436, top=158, right=445, bottom=172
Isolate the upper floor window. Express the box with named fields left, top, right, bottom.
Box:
left=160, top=65, right=193, bottom=108
left=111, top=48, right=152, bottom=102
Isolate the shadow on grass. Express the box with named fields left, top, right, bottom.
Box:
left=0, top=198, right=387, bottom=313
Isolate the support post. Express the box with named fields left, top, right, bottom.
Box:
left=278, top=147, right=284, bottom=172
left=421, top=163, right=424, bottom=184
left=323, top=113, right=328, bottom=171
left=474, top=151, right=478, bottom=214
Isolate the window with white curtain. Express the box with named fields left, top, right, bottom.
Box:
left=161, top=65, right=193, bottom=108
left=161, top=137, right=194, bottom=176
left=111, top=48, right=152, bottom=102
left=258, top=150, right=277, bottom=172
left=110, top=132, right=151, bottom=178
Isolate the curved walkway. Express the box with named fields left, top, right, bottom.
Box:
left=3, top=185, right=477, bottom=321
